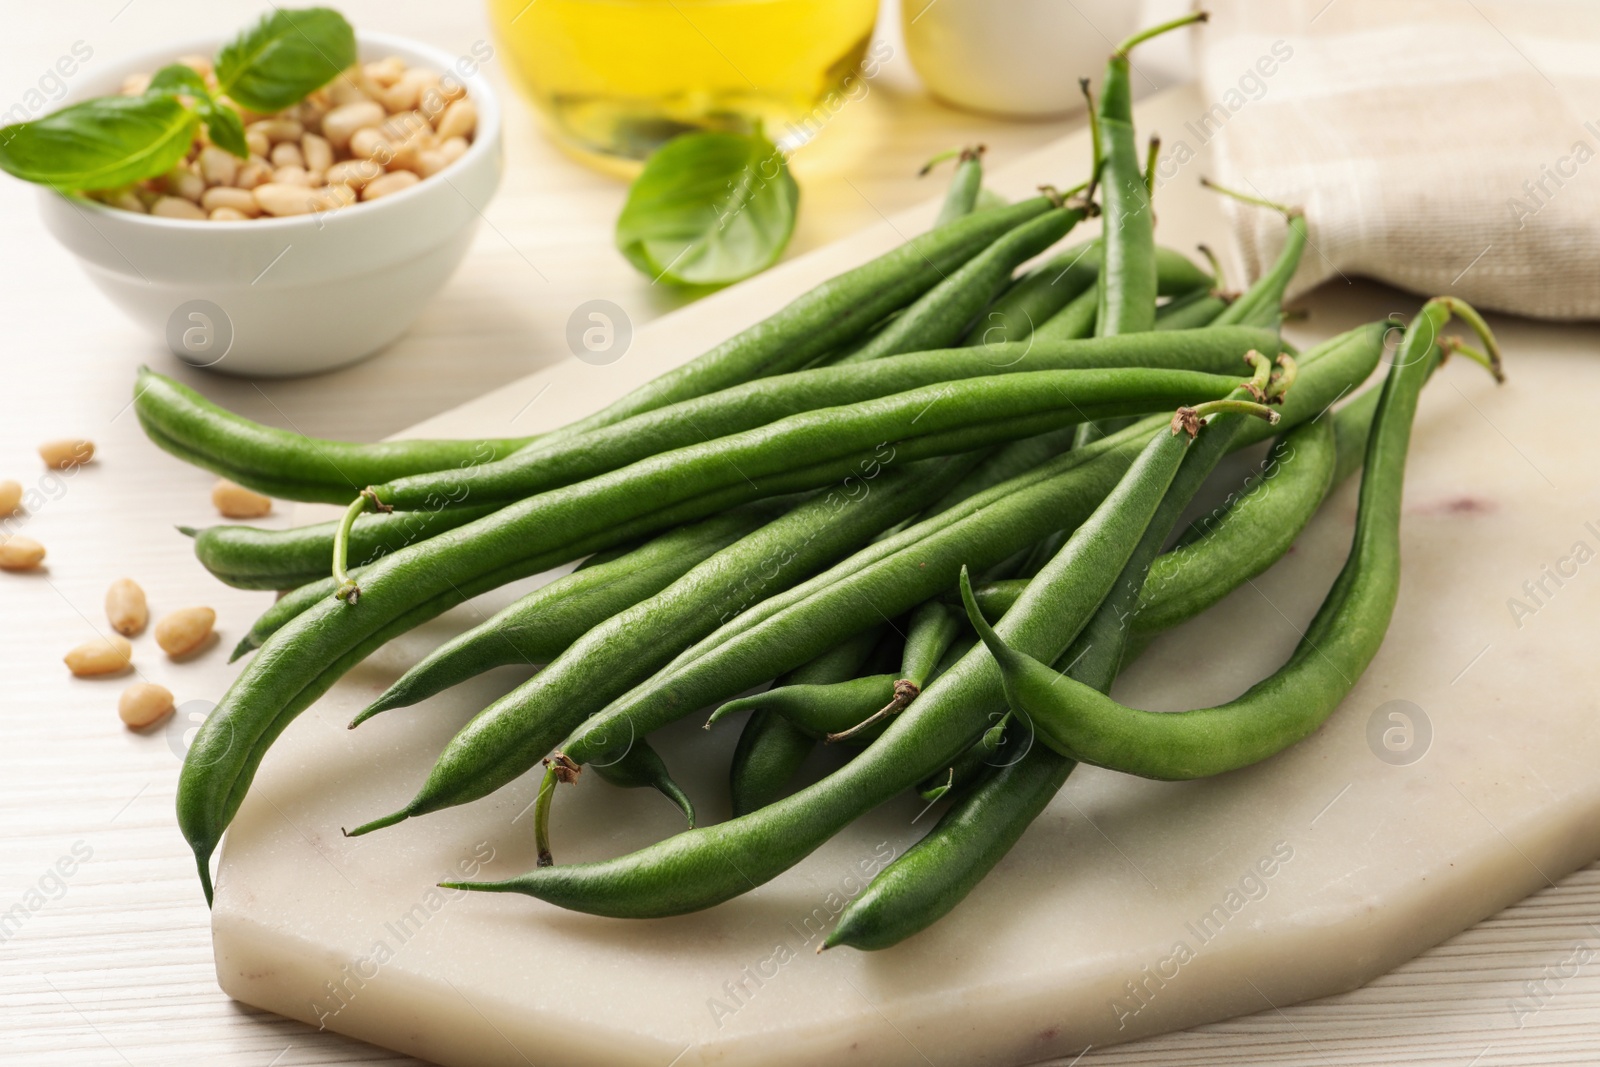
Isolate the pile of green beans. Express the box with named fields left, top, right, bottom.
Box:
left=148, top=13, right=1508, bottom=951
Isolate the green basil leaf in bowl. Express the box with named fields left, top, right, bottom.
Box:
left=0, top=94, right=199, bottom=191
left=215, top=6, right=357, bottom=114
left=615, top=130, right=799, bottom=288
left=146, top=62, right=249, bottom=160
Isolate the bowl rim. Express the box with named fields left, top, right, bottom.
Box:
left=51, top=29, right=501, bottom=233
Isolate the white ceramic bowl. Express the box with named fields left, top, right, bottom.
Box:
left=37, top=32, right=502, bottom=377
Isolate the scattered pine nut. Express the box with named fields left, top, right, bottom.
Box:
left=38, top=438, right=93, bottom=470
left=212, top=479, right=272, bottom=519
left=65, top=634, right=133, bottom=677
left=0, top=480, right=21, bottom=515
left=105, top=578, right=149, bottom=636
left=119, top=683, right=175, bottom=729
left=155, top=606, right=216, bottom=657
left=0, top=535, right=45, bottom=570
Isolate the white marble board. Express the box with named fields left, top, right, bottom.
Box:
left=209, top=87, right=1600, bottom=1066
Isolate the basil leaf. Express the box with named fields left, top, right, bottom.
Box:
left=215, top=7, right=356, bottom=114
left=200, top=102, right=248, bottom=158
left=148, top=63, right=211, bottom=99
left=0, top=94, right=199, bottom=191
left=144, top=63, right=247, bottom=159
left=615, top=131, right=799, bottom=287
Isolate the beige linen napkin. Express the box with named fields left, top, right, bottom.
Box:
left=1193, top=0, right=1600, bottom=319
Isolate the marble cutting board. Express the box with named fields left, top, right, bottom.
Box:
left=208, top=86, right=1600, bottom=1066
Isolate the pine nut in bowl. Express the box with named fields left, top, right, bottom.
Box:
left=29, top=28, right=502, bottom=377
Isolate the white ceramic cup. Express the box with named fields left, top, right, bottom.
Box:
left=901, top=0, right=1143, bottom=117
left=35, top=32, right=503, bottom=377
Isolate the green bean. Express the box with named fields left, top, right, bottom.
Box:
left=1156, top=285, right=1232, bottom=331
left=134, top=367, right=533, bottom=505
left=827, top=601, right=960, bottom=741
left=711, top=674, right=901, bottom=742
left=188, top=504, right=500, bottom=591
left=589, top=741, right=694, bottom=827
left=973, top=245, right=1215, bottom=349
left=345, top=454, right=986, bottom=841
left=1131, top=413, right=1338, bottom=636
left=728, top=714, right=813, bottom=818
left=728, top=628, right=883, bottom=816
left=457, top=395, right=1248, bottom=910
left=1202, top=180, right=1307, bottom=331
left=929, top=145, right=985, bottom=228
left=973, top=298, right=1502, bottom=780
left=357, top=364, right=1254, bottom=523
left=836, top=205, right=1089, bottom=365
left=352, top=500, right=793, bottom=723
left=1033, top=283, right=1098, bottom=343
left=1095, top=17, right=1207, bottom=338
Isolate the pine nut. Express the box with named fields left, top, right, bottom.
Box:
left=380, top=77, right=422, bottom=114
left=438, top=76, right=468, bottom=103
left=327, top=73, right=372, bottom=107
left=212, top=479, right=272, bottom=518
left=0, top=536, right=45, bottom=571
left=365, top=56, right=406, bottom=87
left=248, top=118, right=304, bottom=144
left=270, top=141, right=305, bottom=169
left=209, top=207, right=249, bottom=221
left=38, top=438, right=93, bottom=470
left=435, top=99, right=477, bottom=141
left=416, top=149, right=448, bottom=177
left=167, top=167, right=206, bottom=202
left=119, top=683, right=175, bottom=729
left=105, top=578, right=149, bottom=636
left=302, top=132, right=333, bottom=173
left=122, top=73, right=151, bottom=96
left=152, top=196, right=207, bottom=220
left=362, top=170, right=420, bottom=200
left=438, top=136, right=469, bottom=164
left=245, top=130, right=271, bottom=157
left=312, top=184, right=357, bottom=211
left=155, top=607, right=216, bottom=657
left=64, top=634, right=132, bottom=677
left=253, top=183, right=319, bottom=217
left=322, top=100, right=386, bottom=150
left=107, top=190, right=146, bottom=213
left=326, top=159, right=381, bottom=189
left=235, top=159, right=272, bottom=189
left=0, top=480, right=20, bottom=515
left=198, top=145, right=238, bottom=186
left=273, top=164, right=313, bottom=187
left=200, top=187, right=259, bottom=215
left=349, top=126, right=392, bottom=161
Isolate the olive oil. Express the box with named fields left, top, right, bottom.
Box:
left=488, top=0, right=878, bottom=171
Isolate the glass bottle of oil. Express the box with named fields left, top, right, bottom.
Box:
left=488, top=0, right=879, bottom=173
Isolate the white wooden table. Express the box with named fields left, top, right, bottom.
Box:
left=4, top=2, right=1599, bottom=1065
